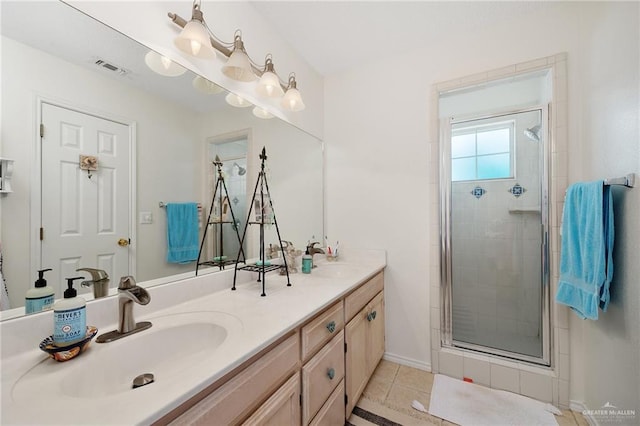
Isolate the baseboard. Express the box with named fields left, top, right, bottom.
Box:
left=382, top=352, right=431, bottom=372
left=570, top=400, right=599, bottom=426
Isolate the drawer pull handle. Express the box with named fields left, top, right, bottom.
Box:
left=327, top=368, right=335, bottom=380
left=326, top=321, right=336, bottom=333
left=367, top=311, right=377, bottom=322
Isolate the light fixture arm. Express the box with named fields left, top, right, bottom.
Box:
left=168, top=11, right=289, bottom=92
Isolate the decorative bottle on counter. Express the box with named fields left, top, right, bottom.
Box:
left=25, top=268, right=55, bottom=314
left=53, top=277, right=86, bottom=347
left=302, top=249, right=312, bottom=274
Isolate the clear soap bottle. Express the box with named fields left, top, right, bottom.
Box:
left=25, top=268, right=55, bottom=314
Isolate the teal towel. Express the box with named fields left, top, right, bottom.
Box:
left=166, top=203, right=199, bottom=264
left=555, top=181, right=614, bottom=319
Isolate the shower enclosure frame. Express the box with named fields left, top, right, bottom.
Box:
left=439, top=105, right=552, bottom=366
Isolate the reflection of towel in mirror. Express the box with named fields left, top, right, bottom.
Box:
left=0, top=244, right=10, bottom=310
left=166, top=203, right=199, bottom=264
left=555, top=181, right=614, bottom=320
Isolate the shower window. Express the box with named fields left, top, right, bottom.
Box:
left=451, top=121, right=514, bottom=181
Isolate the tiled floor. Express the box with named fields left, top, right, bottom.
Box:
left=356, top=360, right=588, bottom=426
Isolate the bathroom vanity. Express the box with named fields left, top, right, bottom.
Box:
left=0, top=250, right=385, bottom=425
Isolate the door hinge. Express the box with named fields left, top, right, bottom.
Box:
left=344, top=342, right=347, bottom=353
left=299, top=393, right=302, bottom=406
left=39, top=227, right=44, bottom=241
left=40, top=123, right=44, bottom=138
left=345, top=394, right=348, bottom=405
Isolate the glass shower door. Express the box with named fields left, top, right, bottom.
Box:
left=445, top=108, right=549, bottom=363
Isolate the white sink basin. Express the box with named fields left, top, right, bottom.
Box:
left=312, top=262, right=368, bottom=279
left=12, top=311, right=242, bottom=401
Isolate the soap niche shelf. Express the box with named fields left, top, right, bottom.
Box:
left=232, top=147, right=291, bottom=296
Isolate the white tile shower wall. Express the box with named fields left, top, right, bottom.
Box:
left=430, top=55, right=569, bottom=408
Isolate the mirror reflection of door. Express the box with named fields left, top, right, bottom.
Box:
left=41, top=103, right=132, bottom=297
left=206, top=135, right=248, bottom=263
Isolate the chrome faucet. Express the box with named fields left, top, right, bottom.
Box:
left=306, top=242, right=325, bottom=268
left=76, top=267, right=109, bottom=299
left=96, top=276, right=152, bottom=343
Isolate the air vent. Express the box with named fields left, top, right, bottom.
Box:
left=94, top=59, right=129, bottom=76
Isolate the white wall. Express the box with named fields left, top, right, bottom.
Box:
left=572, top=3, right=640, bottom=416
left=66, top=1, right=324, bottom=140
left=325, top=0, right=639, bottom=410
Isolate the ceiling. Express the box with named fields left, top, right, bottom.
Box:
left=249, top=1, right=560, bottom=75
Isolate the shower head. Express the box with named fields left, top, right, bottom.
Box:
left=233, top=162, right=246, bottom=176
left=524, top=124, right=542, bottom=142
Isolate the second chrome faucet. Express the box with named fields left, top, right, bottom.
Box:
left=96, top=276, right=152, bottom=343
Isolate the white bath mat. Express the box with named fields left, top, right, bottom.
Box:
left=428, top=374, right=559, bottom=426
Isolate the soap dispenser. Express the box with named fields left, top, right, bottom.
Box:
left=302, top=248, right=312, bottom=274
left=25, top=268, right=55, bottom=314
left=53, top=277, right=86, bottom=347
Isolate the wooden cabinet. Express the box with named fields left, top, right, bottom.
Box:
left=302, top=330, right=345, bottom=424
left=168, top=333, right=299, bottom=426
left=242, top=373, right=301, bottom=426
left=309, top=380, right=345, bottom=426
left=344, top=271, right=385, bottom=417
left=162, top=270, right=385, bottom=426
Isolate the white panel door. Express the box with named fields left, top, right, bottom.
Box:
left=41, top=103, right=131, bottom=298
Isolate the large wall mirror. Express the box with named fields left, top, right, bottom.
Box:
left=0, top=1, right=323, bottom=318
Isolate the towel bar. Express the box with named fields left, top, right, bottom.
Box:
left=604, top=173, right=635, bottom=188
left=159, top=201, right=203, bottom=210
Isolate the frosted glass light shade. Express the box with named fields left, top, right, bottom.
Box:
left=192, top=76, right=224, bottom=94
left=144, top=51, right=187, bottom=77
left=281, top=87, right=305, bottom=112
left=174, top=20, right=216, bottom=59
left=257, top=71, right=284, bottom=98
left=222, top=50, right=256, bottom=82
left=252, top=106, right=274, bottom=119
left=225, top=93, right=252, bottom=108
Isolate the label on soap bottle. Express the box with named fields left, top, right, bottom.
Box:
left=25, top=294, right=54, bottom=314
left=53, top=307, right=86, bottom=345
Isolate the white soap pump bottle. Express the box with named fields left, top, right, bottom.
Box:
left=25, top=268, right=55, bottom=314
left=53, top=277, right=86, bottom=347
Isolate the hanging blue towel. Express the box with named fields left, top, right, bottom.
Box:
left=555, top=181, right=614, bottom=319
left=165, top=203, right=199, bottom=264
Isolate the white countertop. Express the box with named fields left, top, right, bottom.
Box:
left=0, top=249, right=385, bottom=425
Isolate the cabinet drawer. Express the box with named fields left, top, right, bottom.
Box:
left=301, top=301, right=344, bottom=361
left=302, top=330, right=345, bottom=424
left=170, top=333, right=300, bottom=426
left=242, top=373, right=301, bottom=426
left=345, top=271, right=384, bottom=322
left=309, top=379, right=345, bottom=426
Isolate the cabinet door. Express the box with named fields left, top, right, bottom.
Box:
left=345, top=309, right=368, bottom=416
left=302, top=330, right=345, bottom=424
left=243, top=373, right=301, bottom=426
left=366, top=292, right=385, bottom=377
left=309, top=380, right=345, bottom=426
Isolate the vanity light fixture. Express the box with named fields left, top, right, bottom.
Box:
left=168, top=0, right=305, bottom=112
left=173, top=0, right=216, bottom=59
left=225, top=92, right=252, bottom=108
left=281, top=73, right=305, bottom=112
left=256, top=55, right=285, bottom=98
left=144, top=51, right=187, bottom=77
left=192, top=75, right=224, bottom=94
left=221, top=31, right=256, bottom=82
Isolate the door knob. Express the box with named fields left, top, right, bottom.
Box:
left=118, top=238, right=129, bottom=247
